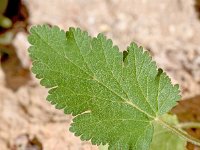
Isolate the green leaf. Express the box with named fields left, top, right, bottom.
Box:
left=150, top=114, right=187, bottom=150
left=28, top=25, right=181, bottom=150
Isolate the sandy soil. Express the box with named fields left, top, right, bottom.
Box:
left=0, top=0, right=200, bottom=149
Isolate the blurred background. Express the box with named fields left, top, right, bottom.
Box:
left=0, top=0, right=200, bottom=149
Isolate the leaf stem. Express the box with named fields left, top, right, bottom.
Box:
left=177, top=122, right=200, bottom=129
left=157, top=118, right=200, bottom=146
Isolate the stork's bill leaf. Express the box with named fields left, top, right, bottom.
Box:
left=28, top=25, right=181, bottom=150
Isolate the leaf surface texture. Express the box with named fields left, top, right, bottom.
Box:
left=28, top=25, right=181, bottom=150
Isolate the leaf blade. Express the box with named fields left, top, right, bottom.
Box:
left=28, top=25, right=181, bottom=150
